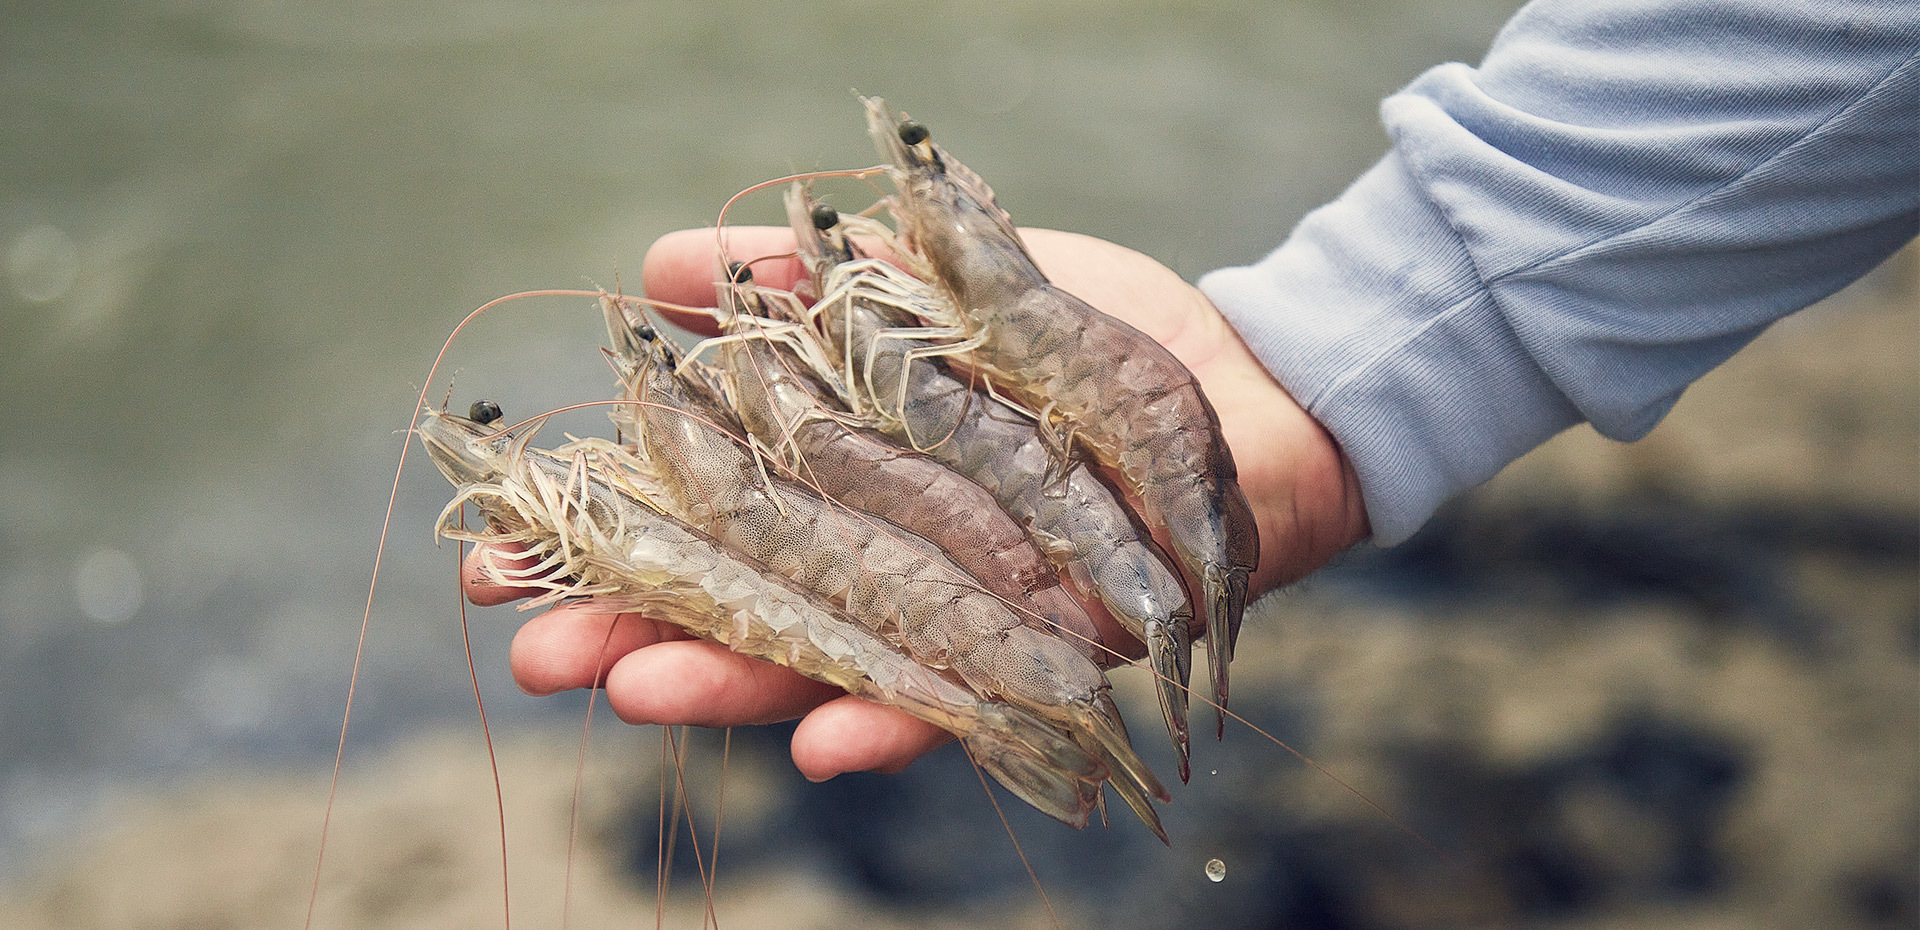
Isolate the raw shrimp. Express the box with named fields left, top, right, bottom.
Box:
left=786, top=185, right=1199, bottom=781
left=699, top=282, right=1107, bottom=666
left=862, top=96, right=1259, bottom=734
left=601, top=297, right=1173, bottom=841
left=417, top=405, right=1111, bottom=829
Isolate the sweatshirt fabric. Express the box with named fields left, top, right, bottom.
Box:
left=1199, top=0, right=1920, bottom=544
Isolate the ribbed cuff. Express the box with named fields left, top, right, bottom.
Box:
left=1200, top=154, right=1582, bottom=545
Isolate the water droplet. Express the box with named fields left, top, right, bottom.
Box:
left=73, top=548, right=142, bottom=625
left=1205, top=858, right=1227, bottom=882
left=8, top=225, right=78, bottom=303
left=1209, top=769, right=1218, bottom=776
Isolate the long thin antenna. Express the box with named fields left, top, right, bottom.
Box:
left=457, top=537, right=513, bottom=929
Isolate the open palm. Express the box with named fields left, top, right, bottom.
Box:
left=465, top=227, right=1368, bottom=780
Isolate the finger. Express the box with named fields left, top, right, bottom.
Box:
left=638, top=223, right=910, bottom=332
left=462, top=544, right=545, bottom=606
left=601, top=638, right=846, bottom=728
left=508, top=602, right=684, bottom=696
left=641, top=227, right=807, bottom=332
left=790, top=694, right=955, bottom=779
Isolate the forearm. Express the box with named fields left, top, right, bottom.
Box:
left=1203, top=0, right=1920, bottom=544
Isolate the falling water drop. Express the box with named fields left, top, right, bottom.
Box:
left=1204, top=858, right=1227, bottom=883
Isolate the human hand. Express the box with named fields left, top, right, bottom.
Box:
left=470, top=226, right=1370, bottom=780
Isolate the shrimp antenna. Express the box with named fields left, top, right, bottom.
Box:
left=712, top=166, right=887, bottom=274
left=308, top=286, right=701, bottom=929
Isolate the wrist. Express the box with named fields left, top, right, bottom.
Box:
left=1210, top=328, right=1371, bottom=595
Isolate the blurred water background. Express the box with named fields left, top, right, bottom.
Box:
left=1, top=1, right=1913, bottom=928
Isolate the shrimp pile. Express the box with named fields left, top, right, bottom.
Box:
left=420, top=96, right=1259, bottom=841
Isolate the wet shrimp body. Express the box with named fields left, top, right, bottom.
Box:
left=705, top=292, right=1106, bottom=664
left=416, top=407, right=1111, bottom=828
left=365, top=97, right=1428, bottom=896
left=603, top=301, right=1171, bottom=839
left=787, top=186, right=1199, bottom=780
left=863, top=97, right=1259, bottom=729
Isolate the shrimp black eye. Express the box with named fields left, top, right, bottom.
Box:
left=727, top=261, right=753, bottom=284
left=469, top=399, right=503, bottom=425
left=897, top=120, right=930, bottom=146
left=633, top=321, right=656, bottom=341
left=810, top=204, right=840, bottom=231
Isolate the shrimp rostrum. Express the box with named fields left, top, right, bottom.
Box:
left=860, top=97, right=1259, bottom=734
left=418, top=404, right=1113, bottom=829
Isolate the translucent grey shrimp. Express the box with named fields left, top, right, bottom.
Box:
left=417, top=406, right=1108, bottom=828
left=863, top=96, right=1259, bottom=735
left=699, top=284, right=1107, bottom=666
left=601, top=298, right=1171, bottom=841
left=787, top=185, right=1198, bottom=781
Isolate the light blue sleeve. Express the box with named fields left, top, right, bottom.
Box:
left=1199, top=0, right=1920, bottom=545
